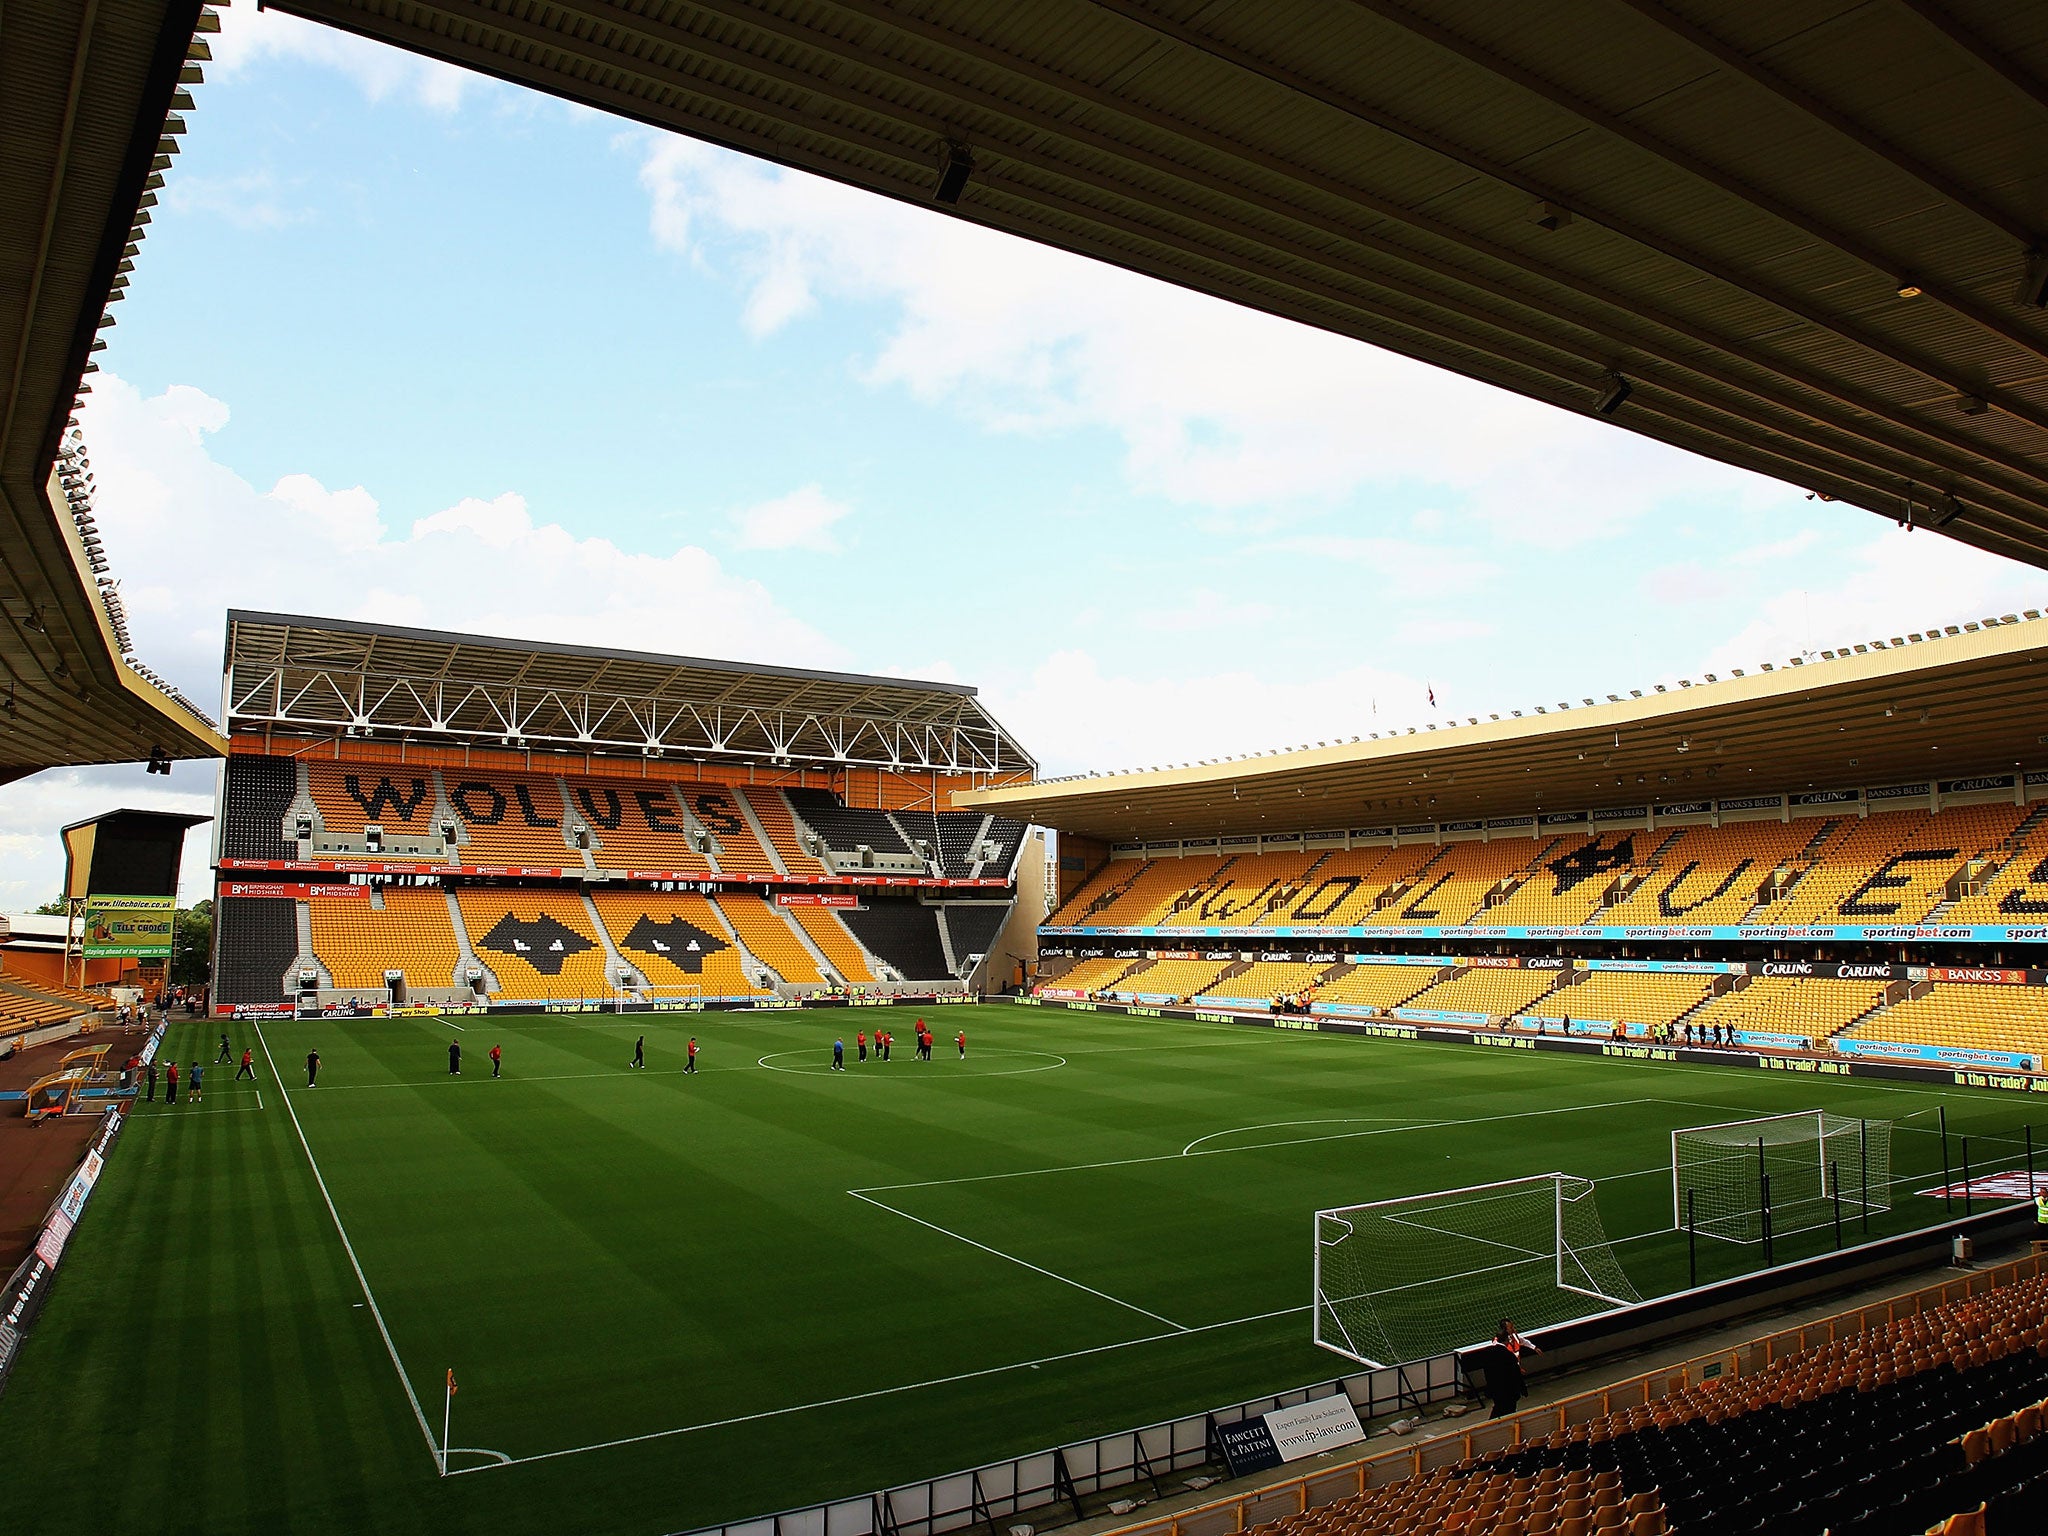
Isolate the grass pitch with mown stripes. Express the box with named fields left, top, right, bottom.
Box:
left=1, top=1005, right=2031, bottom=1536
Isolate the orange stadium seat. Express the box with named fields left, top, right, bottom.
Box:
left=1194, top=959, right=1333, bottom=1004
left=307, top=889, right=462, bottom=993
left=676, top=782, right=779, bottom=876
left=443, top=770, right=581, bottom=866
left=715, top=893, right=824, bottom=984
left=1531, top=971, right=1714, bottom=1031
left=457, top=889, right=615, bottom=1000
left=1404, top=965, right=1567, bottom=1019
left=1111, top=956, right=1231, bottom=1000
left=1763, top=805, right=2022, bottom=925
left=1839, top=983, right=2048, bottom=1062
left=305, top=761, right=442, bottom=856
left=786, top=903, right=879, bottom=983
left=591, top=891, right=772, bottom=999
left=1311, top=962, right=1443, bottom=1012
left=1686, top=976, right=1887, bottom=1044
left=740, top=787, right=832, bottom=875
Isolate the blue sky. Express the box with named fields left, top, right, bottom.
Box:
left=3, top=6, right=2044, bottom=909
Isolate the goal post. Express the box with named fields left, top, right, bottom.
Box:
left=1313, top=1172, right=1641, bottom=1370
left=1671, top=1111, right=1892, bottom=1244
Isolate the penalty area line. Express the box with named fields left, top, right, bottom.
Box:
left=449, top=1301, right=1308, bottom=1477
left=254, top=1022, right=443, bottom=1472
left=848, top=1190, right=1188, bottom=1332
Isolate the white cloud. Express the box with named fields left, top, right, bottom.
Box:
left=210, top=6, right=476, bottom=112
left=0, top=765, right=219, bottom=912
left=633, top=134, right=1797, bottom=544
left=727, top=485, right=851, bottom=552
left=160, top=170, right=312, bottom=231
left=1701, top=528, right=2048, bottom=677
left=0, top=374, right=849, bottom=912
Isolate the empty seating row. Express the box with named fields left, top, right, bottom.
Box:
left=1049, top=804, right=2048, bottom=931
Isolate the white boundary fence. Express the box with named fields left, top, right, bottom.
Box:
left=677, top=1355, right=1465, bottom=1536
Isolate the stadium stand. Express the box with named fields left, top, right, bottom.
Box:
left=1111, top=957, right=1232, bottom=1001
left=442, top=771, right=572, bottom=865
left=1161, top=851, right=1322, bottom=928
left=306, top=762, right=439, bottom=849
left=1687, top=976, right=1888, bottom=1044
left=1529, top=971, right=1715, bottom=1031
left=979, top=815, right=1029, bottom=875
left=220, top=754, right=297, bottom=861
left=1407, top=837, right=1558, bottom=927
left=1195, top=959, right=1330, bottom=1006
left=1049, top=806, right=2048, bottom=935
left=1405, top=966, right=1566, bottom=1019
left=680, top=783, right=778, bottom=875
left=740, top=788, right=831, bottom=875
left=561, top=775, right=708, bottom=869
left=715, top=894, right=824, bottom=985
left=1229, top=1274, right=2048, bottom=1536
left=786, top=904, right=879, bottom=984
left=840, top=899, right=951, bottom=981
left=1602, top=819, right=1819, bottom=928
left=1311, top=963, right=1442, bottom=1012
left=1841, top=985, right=2048, bottom=1064
left=1944, top=808, right=2048, bottom=924
left=1765, top=805, right=2024, bottom=926
left=591, top=891, right=773, bottom=999
left=939, top=904, right=1007, bottom=973
left=213, top=896, right=299, bottom=1004
left=456, top=890, right=613, bottom=999
left=1038, top=956, right=1145, bottom=994
left=306, top=890, right=461, bottom=994
left=785, top=788, right=915, bottom=858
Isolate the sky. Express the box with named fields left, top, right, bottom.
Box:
left=4, top=6, right=2045, bottom=911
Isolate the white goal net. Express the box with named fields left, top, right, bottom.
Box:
left=1671, top=1111, right=1892, bottom=1244
left=1313, top=1173, right=1641, bottom=1369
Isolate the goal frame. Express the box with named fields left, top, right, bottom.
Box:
left=1313, top=1171, right=1635, bottom=1369
left=1670, top=1110, right=1826, bottom=1231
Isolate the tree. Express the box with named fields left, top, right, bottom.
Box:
left=33, top=897, right=69, bottom=915
left=172, top=900, right=212, bottom=987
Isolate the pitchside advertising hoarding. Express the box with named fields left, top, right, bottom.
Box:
left=1214, top=1394, right=1367, bottom=1475
left=81, top=894, right=174, bottom=958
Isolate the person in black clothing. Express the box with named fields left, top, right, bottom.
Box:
left=1485, top=1319, right=1540, bottom=1418
left=306, top=1049, right=320, bottom=1087
left=631, top=1035, right=645, bottom=1070
left=216, top=1033, right=233, bottom=1063
left=144, top=1061, right=157, bottom=1102
left=448, top=1040, right=461, bottom=1075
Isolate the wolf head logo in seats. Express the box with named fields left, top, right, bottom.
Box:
left=619, top=914, right=730, bottom=975
left=1548, top=836, right=1634, bottom=893
left=477, top=913, right=596, bottom=975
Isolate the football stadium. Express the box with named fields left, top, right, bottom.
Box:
left=10, top=4, right=2048, bottom=1536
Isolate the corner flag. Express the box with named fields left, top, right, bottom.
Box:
left=447, top=1368, right=457, bottom=1395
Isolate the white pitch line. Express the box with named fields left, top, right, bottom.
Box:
left=849, top=1190, right=1189, bottom=1332
left=853, top=1096, right=1676, bottom=1196
left=448, top=1301, right=1309, bottom=1477
left=1180, top=1117, right=1412, bottom=1156
left=254, top=1022, right=441, bottom=1471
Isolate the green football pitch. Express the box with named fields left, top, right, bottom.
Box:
left=3, top=1004, right=2036, bottom=1536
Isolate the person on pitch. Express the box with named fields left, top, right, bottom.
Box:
left=686, top=1036, right=698, bottom=1075
left=305, top=1048, right=320, bottom=1087
left=490, top=1043, right=502, bottom=1078
left=631, top=1035, right=646, bottom=1070
left=857, top=1029, right=867, bottom=1062
left=165, top=1060, right=180, bottom=1104
left=448, top=1039, right=462, bottom=1076
left=832, top=1037, right=846, bottom=1071
left=144, top=1059, right=158, bottom=1102
left=216, top=1032, right=233, bottom=1063
left=236, top=1047, right=255, bottom=1081
left=956, top=1029, right=967, bottom=1060
left=188, top=1061, right=204, bottom=1104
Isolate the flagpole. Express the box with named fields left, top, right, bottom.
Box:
left=441, top=1368, right=453, bottom=1476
